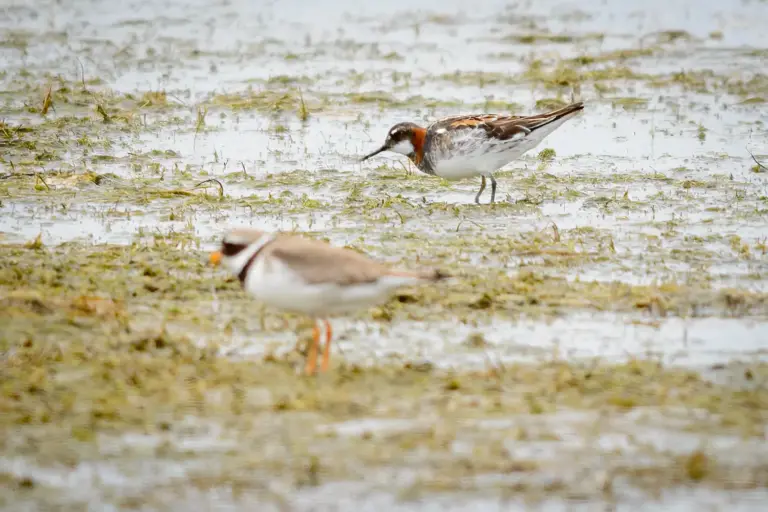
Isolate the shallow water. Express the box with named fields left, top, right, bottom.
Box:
left=2, top=0, right=768, bottom=510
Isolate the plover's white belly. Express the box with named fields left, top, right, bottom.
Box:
left=244, top=259, right=407, bottom=316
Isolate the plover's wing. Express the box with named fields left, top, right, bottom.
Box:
left=268, top=236, right=445, bottom=286
left=266, top=236, right=391, bottom=286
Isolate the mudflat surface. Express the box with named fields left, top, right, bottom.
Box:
left=1, top=0, right=767, bottom=510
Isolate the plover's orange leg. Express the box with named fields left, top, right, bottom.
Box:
left=305, top=320, right=320, bottom=376
left=474, top=176, right=486, bottom=204
left=320, top=319, right=333, bottom=372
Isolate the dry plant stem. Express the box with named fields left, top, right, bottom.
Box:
left=193, top=178, right=225, bottom=197
left=747, top=148, right=767, bottom=171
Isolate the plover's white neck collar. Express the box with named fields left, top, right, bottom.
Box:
left=224, top=233, right=277, bottom=281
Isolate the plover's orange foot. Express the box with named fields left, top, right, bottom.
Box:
left=320, top=319, right=333, bottom=372
left=304, top=354, right=318, bottom=376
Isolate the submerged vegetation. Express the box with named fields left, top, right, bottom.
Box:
left=2, top=239, right=767, bottom=506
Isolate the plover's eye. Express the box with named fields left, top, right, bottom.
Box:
left=222, top=241, right=248, bottom=257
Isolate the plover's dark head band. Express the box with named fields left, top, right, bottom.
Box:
left=221, top=241, right=249, bottom=257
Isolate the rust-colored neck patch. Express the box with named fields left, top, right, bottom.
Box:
left=410, top=126, right=427, bottom=166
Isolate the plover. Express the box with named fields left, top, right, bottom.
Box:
left=361, top=101, right=584, bottom=204
left=209, top=228, right=447, bottom=375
